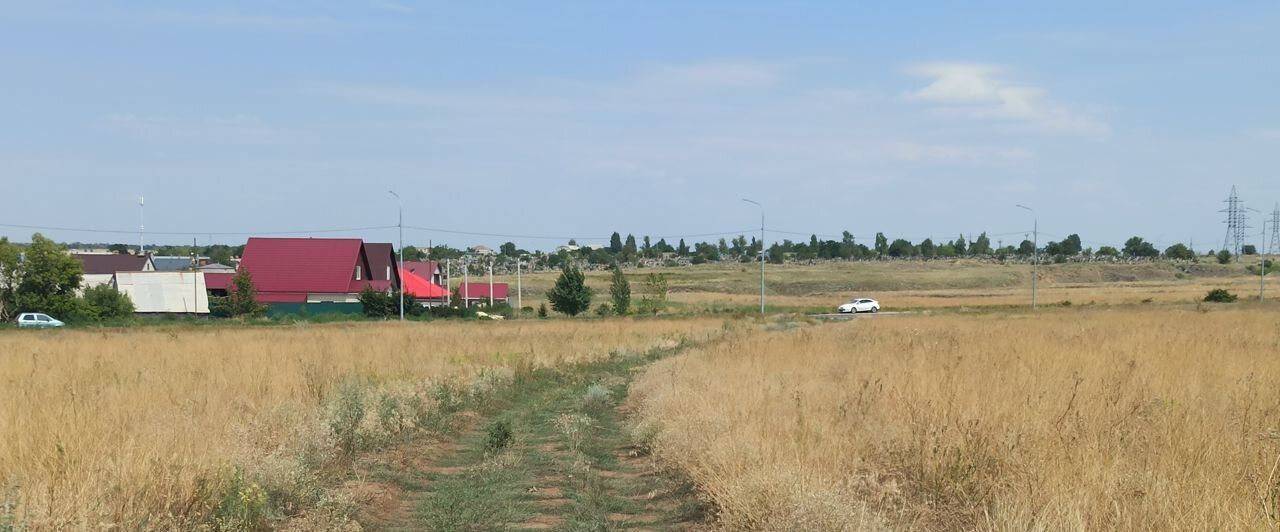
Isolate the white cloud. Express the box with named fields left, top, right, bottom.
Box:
left=906, top=62, right=1108, bottom=136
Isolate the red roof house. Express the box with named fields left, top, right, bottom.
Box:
left=237, top=237, right=400, bottom=305
left=455, top=282, right=509, bottom=305
left=401, top=268, right=449, bottom=300
left=404, top=260, right=443, bottom=285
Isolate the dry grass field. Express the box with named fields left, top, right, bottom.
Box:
left=0, top=318, right=725, bottom=530
left=631, top=308, right=1280, bottom=530
left=497, top=259, right=1260, bottom=313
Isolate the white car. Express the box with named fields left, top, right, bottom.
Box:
left=16, top=312, right=65, bottom=328
left=837, top=298, right=880, bottom=314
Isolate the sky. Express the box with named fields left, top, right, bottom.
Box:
left=2, top=1, right=1278, bottom=252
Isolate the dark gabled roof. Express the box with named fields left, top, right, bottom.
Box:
left=151, top=256, right=194, bottom=271
left=73, top=253, right=150, bottom=275
left=364, top=243, right=396, bottom=281
left=404, top=261, right=440, bottom=276
left=238, top=238, right=363, bottom=294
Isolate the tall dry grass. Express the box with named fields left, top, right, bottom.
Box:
left=0, top=318, right=723, bottom=529
left=631, top=309, right=1280, bottom=530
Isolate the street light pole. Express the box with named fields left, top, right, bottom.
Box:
left=1016, top=204, right=1038, bottom=309
left=1248, top=207, right=1266, bottom=302
left=517, top=254, right=527, bottom=311
left=389, top=190, right=404, bottom=321
left=742, top=199, right=765, bottom=314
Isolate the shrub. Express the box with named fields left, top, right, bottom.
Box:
left=82, top=284, right=135, bottom=320
left=594, top=303, right=613, bottom=316
left=1203, top=289, right=1237, bottom=303
left=329, top=381, right=366, bottom=458
left=537, top=303, right=548, bottom=318
left=1216, top=250, right=1233, bottom=264
left=582, top=383, right=611, bottom=412
left=485, top=418, right=513, bottom=452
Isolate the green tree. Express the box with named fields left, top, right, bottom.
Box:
left=676, top=239, right=689, bottom=256
left=874, top=233, right=888, bottom=255
left=499, top=242, right=518, bottom=257
left=1095, top=246, right=1120, bottom=258
left=641, top=236, right=652, bottom=257
left=623, top=234, right=638, bottom=258
left=1061, top=234, right=1083, bottom=256
left=887, top=239, right=916, bottom=257
left=82, top=284, right=135, bottom=320
left=1216, top=249, right=1233, bottom=264
left=971, top=232, right=992, bottom=255
left=1164, top=243, right=1195, bottom=260
left=226, top=269, right=266, bottom=317
left=638, top=273, right=668, bottom=314
left=609, top=232, right=623, bottom=254
left=546, top=263, right=592, bottom=316
left=108, top=243, right=131, bottom=254
left=1017, top=239, right=1036, bottom=257
left=1242, top=244, right=1257, bottom=256
left=0, top=237, right=21, bottom=320
left=1123, top=236, right=1159, bottom=258
left=359, top=286, right=395, bottom=318
left=954, top=234, right=968, bottom=256
left=14, top=234, right=83, bottom=318
left=919, top=238, right=936, bottom=258
left=609, top=263, right=631, bottom=315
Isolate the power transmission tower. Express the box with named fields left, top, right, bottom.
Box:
left=1270, top=203, right=1280, bottom=255
left=1221, top=186, right=1249, bottom=259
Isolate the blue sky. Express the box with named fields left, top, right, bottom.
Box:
left=2, top=1, right=1278, bottom=252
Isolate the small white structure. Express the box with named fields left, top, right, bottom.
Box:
left=113, top=271, right=209, bottom=314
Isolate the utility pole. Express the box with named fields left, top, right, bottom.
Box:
left=742, top=198, right=765, bottom=314
left=487, top=257, right=494, bottom=307
left=463, top=255, right=470, bottom=308
left=192, top=237, right=198, bottom=315
left=389, top=190, right=404, bottom=321
left=1016, top=204, right=1038, bottom=309
left=445, top=259, right=451, bottom=306
left=138, top=196, right=145, bottom=256
left=516, top=255, right=525, bottom=311
left=1249, top=206, right=1267, bottom=302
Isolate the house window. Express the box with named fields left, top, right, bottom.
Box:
left=386, top=266, right=391, bottom=280
left=355, top=265, right=362, bottom=280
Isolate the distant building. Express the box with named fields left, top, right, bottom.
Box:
left=151, top=255, right=209, bottom=272
left=401, top=268, right=449, bottom=306
left=455, top=282, right=509, bottom=306
left=197, top=263, right=236, bottom=274
left=555, top=244, right=581, bottom=253
left=470, top=245, right=497, bottom=256
left=72, top=253, right=154, bottom=290
left=113, top=271, right=208, bottom=314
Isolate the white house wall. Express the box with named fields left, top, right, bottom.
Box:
left=113, top=272, right=209, bottom=314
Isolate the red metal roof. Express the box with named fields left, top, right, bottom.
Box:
left=401, top=269, right=448, bottom=298
left=238, top=238, right=363, bottom=295
left=404, top=260, right=440, bottom=276
left=204, top=272, right=234, bottom=291
left=74, top=253, right=150, bottom=275
left=456, top=282, right=509, bottom=300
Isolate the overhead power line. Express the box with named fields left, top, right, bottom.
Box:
left=0, top=222, right=397, bottom=236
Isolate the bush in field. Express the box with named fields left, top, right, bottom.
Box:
left=595, top=303, right=613, bottom=316
left=329, top=381, right=366, bottom=458
left=637, top=273, right=668, bottom=315
left=609, top=263, right=631, bottom=315
left=537, top=302, right=548, bottom=318
left=82, top=284, right=135, bottom=320
left=546, top=263, right=592, bottom=316
left=485, top=418, right=513, bottom=452
left=359, top=286, right=395, bottom=318
left=1203, top=289, right=1237, bottom=303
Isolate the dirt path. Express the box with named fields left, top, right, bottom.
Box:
left=347, top=347, right=710, bottom=531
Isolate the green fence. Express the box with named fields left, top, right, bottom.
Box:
left=266, top=301, right=363, bottom=318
